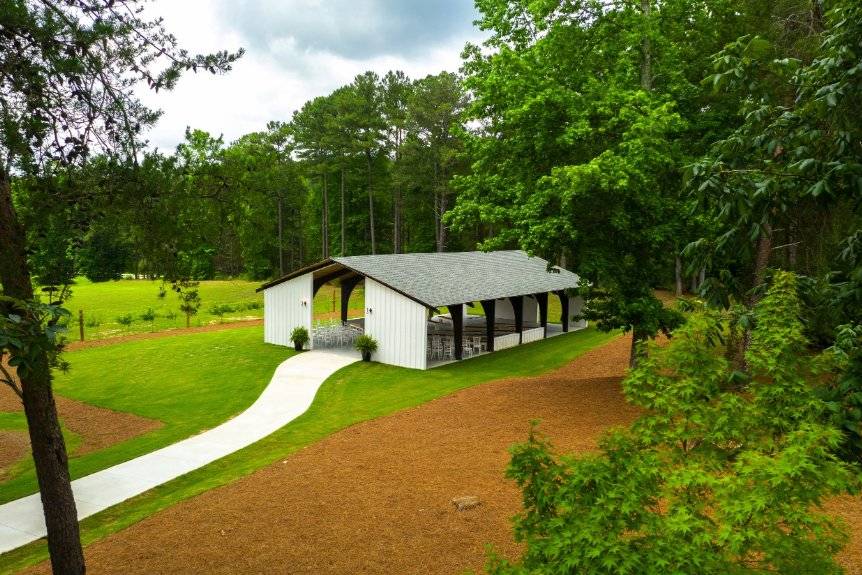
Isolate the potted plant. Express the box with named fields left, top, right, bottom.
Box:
left=354, top=334, right=378, bottom=362
left=290, top=326, right=310, bottom=352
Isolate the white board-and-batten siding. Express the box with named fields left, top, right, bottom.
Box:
left=364, top=278, right=427, bottom=370
left=264, top=273, right=313, bottom=348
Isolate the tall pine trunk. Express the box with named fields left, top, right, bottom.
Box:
left=0, top=170, right=85, bottom=574
left=340, top=167, right=346, bottom=256
left=393, top=130, right=402, bottom=254
left=742, top=221, right=773, bottom=357
left=321, top=171, right=329, bottom=259
left=674, top=255, right=683, bottom=296
left=366, top=152, right=376, bottom=254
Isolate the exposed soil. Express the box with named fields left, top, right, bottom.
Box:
left=19, top=334, right=862, bottom=574
left=0, top=430, right=29, bottom=481
left=0, top=370, right=162, bottom=460
left=26, top=336, right=639, bottom=574
left=64, top=319, right=264, bottom=352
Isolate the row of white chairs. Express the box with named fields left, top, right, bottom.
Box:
left=427, top=334, right=487, bottom=360
left=313, top=322, right=361, bottom=348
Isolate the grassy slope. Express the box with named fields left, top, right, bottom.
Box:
left=63, top=277, right=364, bottom=341
left=0, top=326, right=617, bottom=573
left=0, top=326, right=292, bottom=503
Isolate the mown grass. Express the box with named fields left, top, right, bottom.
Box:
left=0, top=326, right=293, bottom=504
left=0, top=413, right=82, bottom=484
left=0, top=326, right=617, bottom=573
left=60, top=277, right=364, bottom=341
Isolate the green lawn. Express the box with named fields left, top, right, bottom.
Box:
left=0, top=326, right=293, bottom=504
left=0, top=326, right=617, bottom=573
left=59, top=277, right=365, bottom=341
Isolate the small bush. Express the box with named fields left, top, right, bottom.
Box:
left=290, top=326, right=310, bottom=349
left=116, top=313, right=134, bottom=326
left=165, top=310, right=178, bottom=320
left=243, top=301, right=261, bottom=311
left=140, top=308, right=157, bottom=322
left=355, top=334, right=378, bottom=354
left=85, top=315, right=101, bottom=328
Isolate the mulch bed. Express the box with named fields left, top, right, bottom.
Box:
left=19, top=334, right=862, bottom=574
left=0, top=369, right=162, bottom=465
left=0, top=430, right=30, bottom=481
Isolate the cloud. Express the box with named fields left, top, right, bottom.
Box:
left=218, top=0, right=480, bottom=61
left=136, top=0, right=485, bottom=151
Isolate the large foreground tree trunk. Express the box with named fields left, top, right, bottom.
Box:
left=0, top=171, right=85, bottom=574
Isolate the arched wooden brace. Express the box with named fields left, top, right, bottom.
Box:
left=553, top=290, right=570, bottom=332
left=508, top=295, right=524, bottom=344
left=313, top=267, right=353, bottom=297
left=449, top=303, right=464, bottom=360
left=480, top=299, right=496, bottom=352
left=340, top=275, right=364, bottom=324
left=535, top=292, right=549, bottom=337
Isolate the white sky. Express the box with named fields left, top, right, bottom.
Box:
left=137, top=0, right=486, bottom=152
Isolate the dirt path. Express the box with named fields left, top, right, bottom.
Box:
left=64, top=319, right=264, bottom=352
left=21, top=335, right=862, bottom=574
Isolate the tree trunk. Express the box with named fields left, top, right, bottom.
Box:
left=277, top=197, right=284, bottom=275
left=0, top=170, right=85, bottom=574
left=640, top=0, right=652, bottom=91
left=321, top=171, right=329, bottom=259
left=742, top=221, right=773, bottom=357
left=366, top=152, right=376, bottom=255
left=340, top=167, right=346, bottom=256
left=629, top=329, right=647, bottom=369
left=438, top=188, right=448, bottom=252
left=674, top=255, right=683, bottom=296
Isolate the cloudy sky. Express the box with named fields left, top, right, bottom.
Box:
left=138, top=1, right=487, bottom=152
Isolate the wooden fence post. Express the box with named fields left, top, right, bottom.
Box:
left=79, top=309, right=84, bottom=342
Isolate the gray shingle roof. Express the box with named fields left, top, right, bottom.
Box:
left=313, top=250, right=579, bottom=308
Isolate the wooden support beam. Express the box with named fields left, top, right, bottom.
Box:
left=480, top=299, right=496, bottom=352
left=535, top=292, right=549, bottom=337
left=509, top=295, right=524, bottom=344
left=450, top=303, right=464, bottom=360
left=554, top=290, right=570, bottom=332
left=340, top=275, right=364, bottom=324
left=313, top=267, right=353, bottom=296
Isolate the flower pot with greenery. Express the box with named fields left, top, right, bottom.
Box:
left=354, top=334, right=378, bottom=362
left=290, top=326, right=310, bottom=352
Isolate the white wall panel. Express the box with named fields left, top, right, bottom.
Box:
left=263, top=273, right=313, bottom=348
left=365, top=279, right=427, bottom=370
left=570, top=295, right=588, bottom=330
left=522, top=326, right=545, bottom=344
left=494, top=296, right=539, bottom=323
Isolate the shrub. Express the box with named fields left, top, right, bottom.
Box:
left=116, top=313, right=133, bottom=327
left=165, top=310, right=178, bottom=321
left=140, top=308, right=157, bottom=322
left=290, top=326, right=309, bottom=350
left=491, top=272, right=859, bottom=575
left=243, top=301, right=261, bottom=311
left=84, top=315, right=101, bottom=328
left=354, top=334, right=378, bottom=354
left=209, top=303, right=237, bottom=321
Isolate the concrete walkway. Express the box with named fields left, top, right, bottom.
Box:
left=0, top=349, right=359, bottom=555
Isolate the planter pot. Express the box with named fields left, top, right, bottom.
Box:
left=361, top=350, right=372, bottom=362
left=294, top=342, right=304, bottom=352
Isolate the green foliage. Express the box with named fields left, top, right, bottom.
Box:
left=173, top=280, right=202, bottom=327
left=289, top=326, right=310, bottom=347
left=493, top=272, right=858, bottom=574
left=115, top=314, right=133, bottom=327
left=0, top=298, right=69, bottom=386
left=354, top=334, right=378, bottom=354
left=139, top=309, right=156, bottom=323
left=79, top=224, right=132, bottom=283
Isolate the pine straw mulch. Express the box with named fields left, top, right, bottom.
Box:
left=20, top=334, right=862, bottom=575
left=0, top=430, right=30, bottom=481
left=0, top=369, right=162, bottom=465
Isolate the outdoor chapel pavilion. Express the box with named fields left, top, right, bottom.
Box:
left=258, top=250, right=586, bottom=370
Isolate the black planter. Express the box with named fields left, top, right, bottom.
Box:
left=361, top=350, right=372, bottom=362
left=294, top=342, right=304, bottom=352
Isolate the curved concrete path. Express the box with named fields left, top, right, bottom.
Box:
left=0, top=349, right=358, bottom=554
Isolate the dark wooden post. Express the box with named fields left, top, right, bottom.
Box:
left=509, top=295, right=524, bottom=344
left=450, top=303, right=464, bottom=360
left=536, top=292, right=549, bottom=337
left=78, top=309, right=84, bottom=342
left=480, top=299, right=496, bottom=352
left=340, top=276, right=363, bottom=324
left=554, top=290, right=570, bottom=332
